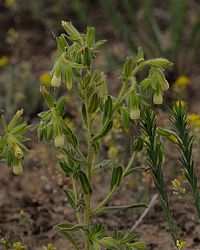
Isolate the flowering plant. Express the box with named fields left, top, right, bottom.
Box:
left=1, top=21, right=200, bottom=250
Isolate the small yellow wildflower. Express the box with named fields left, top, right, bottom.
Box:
left=174, top=75, right=190, bottom=87
left=39, top=72, right=51, bottom=85
left=13, top=241, right=26, bottom=250
left=172, top=175, right=186, bottom=198
left=0, top=56, right=9, bottom=67
left=43, top=243, right=57, bottom=250
left=5, top=0, right=15, bottom=8
left=108, top=146, right=118, bottom=159
left=172, top=178, right=181, bottom=189
left=187, top=114, right=200, bottom=128
left=175, top=100, right=187, bottom=107
left=176, top=240, right=186, bottom=249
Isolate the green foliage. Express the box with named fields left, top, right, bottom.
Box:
left=0, top=109, right=30, bottom=174
left=171, top=102, right=200, bottom=219
left=141, top=108, right=179, bottom=243
left=34, top=21, right=176, bottom=249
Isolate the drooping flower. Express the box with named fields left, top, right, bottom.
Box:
left=130, top=107, right=140, bottom=120
left=13, top=162, right=23, bottom=175
left=51, top=73, right=61, bottom=87
left=54, top=134, right=65, bottom=148
left=153, top=92, right=163, bottom=104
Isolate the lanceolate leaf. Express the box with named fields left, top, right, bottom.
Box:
left=93, top=203, right=147, bottom=215
left=78, top=170, right=92, bottom=195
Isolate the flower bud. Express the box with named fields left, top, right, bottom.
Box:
left=51, top=73, right=61, bottom=87
left=14, top=145, right=24, bottom=159
left=13, top=162, right=23, bottom=175
left=54, top=134, right=65, bottom=148
left=153, top=92, right=163, bottom=104
left=130, top=107, right=140, bottom=120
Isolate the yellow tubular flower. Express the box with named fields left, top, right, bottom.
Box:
left=176, top=240, right=186, bottom=249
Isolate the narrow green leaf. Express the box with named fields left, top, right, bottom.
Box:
left=79, top=170, right=92, bottom=195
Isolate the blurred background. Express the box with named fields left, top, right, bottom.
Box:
left=1, top=1, right=200, bottom=250
left=1, top=0, right=200, bottom=119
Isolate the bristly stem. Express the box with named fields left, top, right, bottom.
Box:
left=171, top=102, right=200, bottom=219
left=141, top=108, right=180, bottom=244
left=92, top=152, right=136, bottom=215
left=85, top=110, right=93, bottom=250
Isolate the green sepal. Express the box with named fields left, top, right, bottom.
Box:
left=62, top=21, right=82, bottom=43
left=86, top=26, right=95, bottom=47
left=54, top=59, right=63, bottom=78
left=83, top=47, right=92, bottom=67
left=146, top=58, right=173, bottom=68
left=137, top=47, right=144, bottom=64
left=56, top=34, right=69, bottom=53
left=65, top=64, right=73, bottom=90
left=123, top=57, right=134, bottom=78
